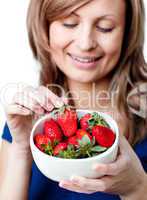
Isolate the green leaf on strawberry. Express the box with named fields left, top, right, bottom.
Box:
left=91, top=145, right=107, bottom=153
left=78, top=134, right=91, bottom=146
left=58, top=144, right=77, bottom=159
left=80, top=112, right=110, bottom=132
left=42, top=144, right=54, bottom=156
left=88, top=118, right=96, bottom=127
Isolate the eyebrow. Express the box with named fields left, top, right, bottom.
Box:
left=71, top=11, right=116, bottom=20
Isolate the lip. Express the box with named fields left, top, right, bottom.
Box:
left=68, top=53, right=103, bottom=70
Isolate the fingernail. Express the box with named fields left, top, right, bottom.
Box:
left=38, top=108, right=45, bottom=114
left=62, top=97, right=68, bottom=105
left=59, top=182, right=64, bottom=187
left=59, top=181, right=70, bottom=187
left=22, top=109, right=32, bottom=115
left=70, top=176, right=80, bottom=183
left=55, top=100, right=64, bottom=108
left=47, top=104, right=54, bottom=111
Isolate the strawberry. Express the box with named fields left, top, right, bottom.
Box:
left=80, top=112, right=109, bottom=131
left=92, top=125, right=115, bottom=147
left=53, top=142, right=68, bottom=156
left=67, top=135, right=79, bottom=147
left=44, top=118, right=63, bottom=143
left=76, top=129, right=92, bottom=141
left=56, top=106, right=78, bottom=137
left=80, top=113, right=92, bottom=130
left=34, top=133, right=51, bottom=151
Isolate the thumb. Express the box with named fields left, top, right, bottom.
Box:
left=119, top=134, right=132, bottom=154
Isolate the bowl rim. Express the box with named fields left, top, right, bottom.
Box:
left=30, top=109, right=119, bottom=162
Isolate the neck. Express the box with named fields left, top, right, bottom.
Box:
left=67, top=77, right=115, bottom=111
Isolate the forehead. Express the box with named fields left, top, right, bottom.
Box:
left=72, top=0, right=126, bottom=19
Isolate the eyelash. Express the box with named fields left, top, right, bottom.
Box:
left=63, top=24, right=113, bottom=33
left=63, top=24, right=78, bottom=28
left=97, top=27, right=114, bottom=33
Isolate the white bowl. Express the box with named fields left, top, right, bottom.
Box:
left=30, top=109, right=119, bottom=182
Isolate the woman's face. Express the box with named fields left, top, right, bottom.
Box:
left=49, top=0, right=126, bottom=83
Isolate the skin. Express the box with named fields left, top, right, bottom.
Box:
left=0, top=0, right=147, bottom=199
left=49, top=0, right=125, bottom=83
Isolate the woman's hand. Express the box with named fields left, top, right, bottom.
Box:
left=4, top=85, right=67, bottom=149
left=59, top=135, right=147, bottom=199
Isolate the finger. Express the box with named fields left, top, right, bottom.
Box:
left=70, top=176, right=109, bottom=192
left=38, top=86, right=64, bottom=108
left=59, top=180, right=95, bottom=194
left=28, top=89, right=54, bottom=112
left=93, top=156, right=128, bottom=176
left=93, top=138, right=130, bottom=176
left=119, top=135, right=132, bottom=154
left=12, top=92, right=45, bottom=115
left=19, top=85, right=54, bottom=112
left=5, top=104, right=33, bottom=116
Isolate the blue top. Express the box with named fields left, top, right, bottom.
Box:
left=2, top=123, right=147, bottom=200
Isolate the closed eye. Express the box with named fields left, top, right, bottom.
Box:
left=62, top=23, right=114, bottom=33
left=62, top=23, right=78, bottom=28
left=97, top=27, right=114, bottom=33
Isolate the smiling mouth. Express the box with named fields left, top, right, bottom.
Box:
left=68, top=53, right=103, bottom=63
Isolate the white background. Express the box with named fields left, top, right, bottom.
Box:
left=0, top=0, right=147, bottom=139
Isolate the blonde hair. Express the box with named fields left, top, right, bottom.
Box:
left=27, top=0, right=147, bottom=145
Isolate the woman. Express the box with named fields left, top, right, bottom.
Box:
left=0, top=0, right=147, bottom=199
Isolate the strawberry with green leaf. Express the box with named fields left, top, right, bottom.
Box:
left=76, top=129, right=92, bottom=141
left=92, top=125, right=116, bottom=147
left=80, top=112, right=109, bottom=131
left=56, top=105, right=78, bottom=137
left=53, top=142, right=68, bottom=156
left=57, top=144, right=78, bottom=159
left=79, top=113, right=92, bottom=130
left=44, top=118, right=63, bottom=143
left=67, top=135, right=79, bottom=147
left=76, top=135, right=107, bottom=158
left=34, top=133, right=52, bottom=152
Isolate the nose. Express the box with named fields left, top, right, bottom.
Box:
left=76, top=25, right=97, bottom=51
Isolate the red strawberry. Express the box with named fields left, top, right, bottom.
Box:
left=76, top=129, right=92, bottom=141
left=80, top=112, right=109, bottom=131
left=67, top=135, right=79, bottom=147
left=53, top=142, right=68, bottom=156
left=44, top=118, right=63, bottom=143
left=56, top=107, right=77, bottom=137
left=80, top=113, right=92, bottom=130
left=34, top=133, right=51, bottom=151
left=92, top=125, right=115, bottom=147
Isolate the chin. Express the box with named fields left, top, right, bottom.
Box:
left=69, top=74, right=99, bottom=83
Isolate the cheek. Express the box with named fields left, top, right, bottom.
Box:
left=99, top=29, right=124, bottom=58
left=49, top=23, right=71, bottom=50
